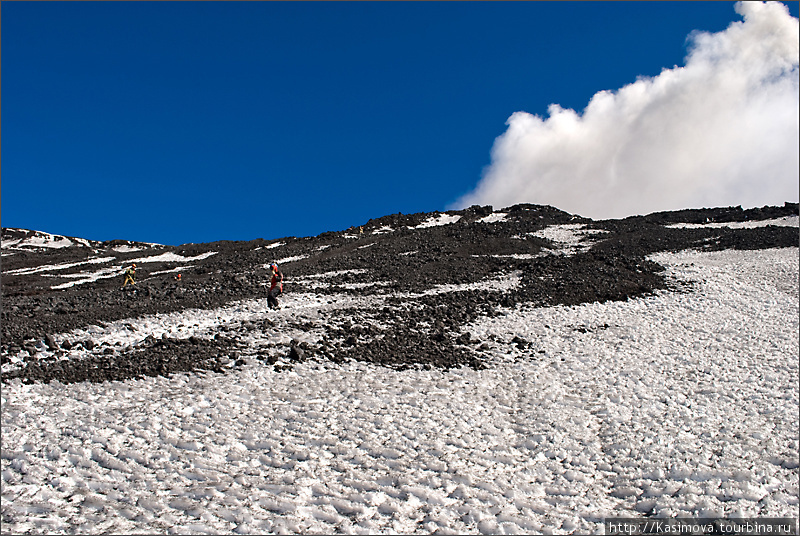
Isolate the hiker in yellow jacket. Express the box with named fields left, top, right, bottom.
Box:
left=122, top=264, right=137, bottom=288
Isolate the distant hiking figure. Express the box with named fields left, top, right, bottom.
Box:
left=268, top=263, right=284, bottom=309
left=121, top=264, right=137, bottom=288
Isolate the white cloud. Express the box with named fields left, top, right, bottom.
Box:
left=454, top=1, right=799, bottom=218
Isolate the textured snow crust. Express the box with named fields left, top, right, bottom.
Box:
left=666, top=215, right=798, bottom=230
left=2, top=247, right=797, bottom=534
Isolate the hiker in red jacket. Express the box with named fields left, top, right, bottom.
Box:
left=268, top=263, right=284, bottom=309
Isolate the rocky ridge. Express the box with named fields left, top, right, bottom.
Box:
left=2, top=202, right=797, bottom=384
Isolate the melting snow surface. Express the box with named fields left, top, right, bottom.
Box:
left=1, top=229, right=164, bottom=251
left=2, top=232, right=78, bottom=250
left=39, top=252, right=215, bottom=290
left=666, top=216, right=799, bottom=229
left=2, top=248, right=798, bottom=534
left=530, top=224, right=609, bottom=256
left=127, top=252, right=218, bottom=264
left=300, top=269, right=370, bottom=280
left=398, top=271, right=523, bottom=299
left=3, top=257, right=115, bottom=276
left=149, top=266, right=193, bottom=276
left=0, top=249, right=219, bottom=290
left=49, top=266, right=128, bottom=290
left=271, top=255, right=310, bottom=266
left=477, top=213, right=508, bottom=224
left=414, top=214, right=462, bottom=229
left=112, top=245, right=145, bottom=253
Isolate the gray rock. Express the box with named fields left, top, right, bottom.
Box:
left=45, top=334, right=58, bottom=350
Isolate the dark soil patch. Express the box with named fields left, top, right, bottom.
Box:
left=2, top=336, right=239, bottom=385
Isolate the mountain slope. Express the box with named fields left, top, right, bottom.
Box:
left=2, top=202, right=797, bottom=383
left=1, top=203, right=798, bottom=534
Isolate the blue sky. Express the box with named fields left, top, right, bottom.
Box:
left=3, top=2, right=798, bottom=246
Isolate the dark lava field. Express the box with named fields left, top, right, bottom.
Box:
left=2, top=202, right=797, bottom=384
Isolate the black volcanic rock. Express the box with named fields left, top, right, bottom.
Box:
left=2, top=202, right=798, bottom=383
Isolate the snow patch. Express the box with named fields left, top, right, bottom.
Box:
left=474, top=253, right=544, bottom=260
left=4, top=257, right=114, bottom=276
left=413, top=213, right=462, bottom=229
left=40, top=251, right=216, bottom=289
left=477, top=212, right=508, bottom=224
left=127, top=251, right=218, bottom=264
left=112, top=245, right=144, bottom=253
left=50, top=266, right=126, bottom=290
left=301, top=269, right=370, bottom=280
left=2, top=232, right=76, bottom=250
left=666, top=216, right=799, bottom=229
left=531, top=224, right=609, bottom=256
left=149, top=266, right=191, bottom=276
left=400, top=270, right=523, bottom=298
left=271, top=255, right=309, bottom=266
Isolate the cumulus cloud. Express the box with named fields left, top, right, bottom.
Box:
left=454, top=1, right=799, bottom=218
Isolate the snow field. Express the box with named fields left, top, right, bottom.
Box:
left=464, top=248, right=799, bottom=518
left=2, top=362, right=622, bottom=534
left=2, top=247, right=798, bottom=534
left=666, top=215, right=799, bottom=230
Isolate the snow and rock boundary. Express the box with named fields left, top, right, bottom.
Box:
left=1, top=244, right=797, bottom=534
left=2, top=202, right=798, bottom=384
